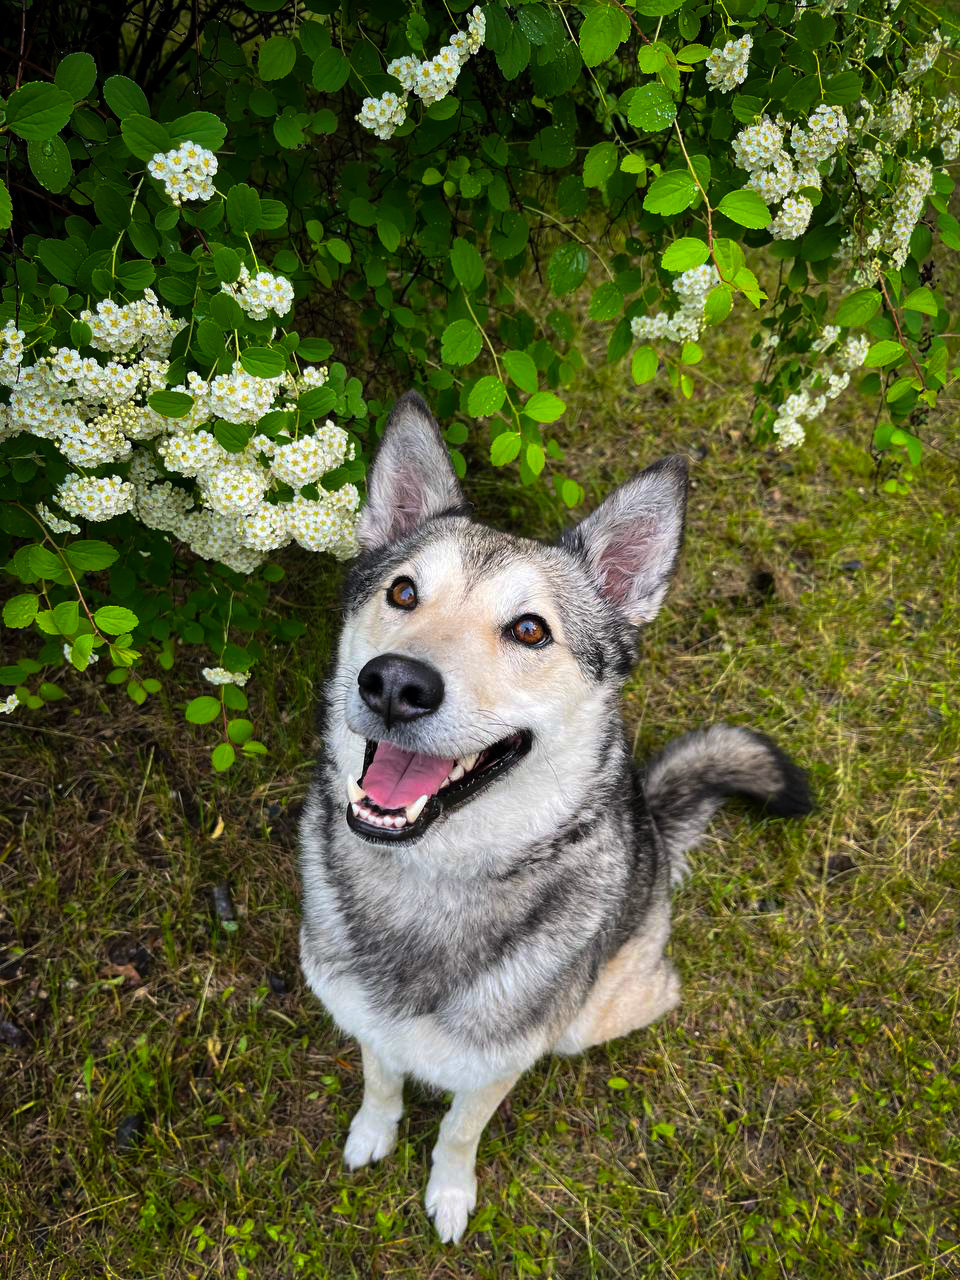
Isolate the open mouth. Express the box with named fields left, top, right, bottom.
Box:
left=344, top=730, right=532, bottom=843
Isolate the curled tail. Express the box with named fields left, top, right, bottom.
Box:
left=643, top=725, right=812, bottom=881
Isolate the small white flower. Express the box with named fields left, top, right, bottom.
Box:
left=0, top=693, right=18, bottom=715
left=202, top=666, right=250, bottom=686
left=705, top=35, right=752, bottom=93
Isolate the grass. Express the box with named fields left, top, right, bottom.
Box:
left=1, top=305, right=959, bottom=1279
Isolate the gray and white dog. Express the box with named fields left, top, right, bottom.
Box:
left=299, top=391, right=811, bottom=1243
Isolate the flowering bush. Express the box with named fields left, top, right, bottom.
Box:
left=0, top=0, right=957, bottom=763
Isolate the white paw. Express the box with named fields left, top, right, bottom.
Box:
left=343, top=1110, right=398, bottom=1170
left=425, top=1178, right=477, bottom=1244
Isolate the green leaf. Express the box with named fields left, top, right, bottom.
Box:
left=186, top=695, right=221, bottom=725
left=5, top=82, right=74, bottom=141
left=52, top=600, right=80, bottom=634
left=441, top=319, right=483, bottom=367
left=39, top=682, right=66, bottom=702
left=70, top=634, right=95, bottom=671
left=560, top=478, right=583, bottom=508
left=703, top=284, right=733, bottom=325
left=677, top=44, right=711, bottom=63
left=938, top=211, right=960, bottom=252
left=258, top=35, right=297, bottom=81
left=835, top=288, right=881, bottom=327
left=2, top=594, right=39, bottom=628
left=215, top=421, right=253, bottom=453
left=103, top=75, right=150, bottom=119
left=524, top=391, right=566, bottom=423
left=116, top=259, right=155, bottom=291
left=716, top=189, right=771, bottom=229
left=121, top=114, right=172, bottom=162
left=548, top=244, right=589, bottom=297
left=297, top=387, right=337, bottom=420
left=212, top=742, right=236, bottom=772
left=589, top=281, right=623, bottom=322
left=64, top=541, right=118, bottom=572
left=27, top=137, right=72, bottom=194
left=628, top=82, right=677, bottom=132
left=864, top=340, right=905, bottom=368
left=94, top=605, right=139, bottom=635
left=223, top=685, right=247, bottom=711
left=631, top=345, right=659, bottom=384
left=526, top=442, right=546, bottom=475
left=240, top=347, right=286, bottom=378
left=681, top=341, right=703, bottom=365
left=450, top=237, right=485, bottom=292
left=312, top=48, right=351, bottom=93
left=579, top=3, right=630, bottom=67
left=148, top=390, right=194, bottom=418
left=491, top=432, right=522, bottom=466
left=227, top=184, right=262, bottom=233
left=620, top=154, right=646, bottom=175
left=227, top=718, right=254, bottom=744
left=0, top=180, right=11, bottom=232
left=583, top=141, right=618, bottom=188
left=55, top=52, right=97, bottom=101
left=903, top=287, right=937, bottom=317
left=503, top=350, right=538, bottom=393
left=643, top=170, right=698, bottom=216
left=607, top=1076, right=630, bottom=1090
left=212, top=246, right=242, bottom=283
left=165, top=112, right=227, bottom=152
left=467, top=376, right=507, bottom=417
left=29, top=546, right=62, bottom=579
left=661, top=237, right=710, bottom=272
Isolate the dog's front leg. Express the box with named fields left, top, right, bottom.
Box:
left=343, top=1041, right=405, bottom=1170
left=425, top=1074, right=519, bottom=1244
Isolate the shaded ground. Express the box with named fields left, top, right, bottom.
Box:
left=1, top=312, right=959, bottom=1278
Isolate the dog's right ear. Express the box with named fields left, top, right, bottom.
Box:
left=357, top=391, right=464, bottom=551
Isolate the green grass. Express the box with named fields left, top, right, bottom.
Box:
left=2, top=313, right=959, bottom=1278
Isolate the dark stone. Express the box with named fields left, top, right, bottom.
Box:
left=823, top=853, right=857, bottom=881
left=267, top=971, right=289, bottom=996
left=0, top=1020, right=27, bottom=1048
left=107, top=937, right=153, bottom=978
left=840, top=559, right=864, bottom=573
left=211, top=882, right=235, bottom=921
left=693, top=443, right=709, bottom=460
left=116, top=1113, right=146, bottom=1150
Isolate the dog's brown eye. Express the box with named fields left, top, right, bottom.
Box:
left=510, top=615, right=550, bottom=647
left=387, top=577, right=417, bottom=610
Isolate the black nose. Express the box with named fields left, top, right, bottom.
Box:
left=357, top=653, right=445, bottom=727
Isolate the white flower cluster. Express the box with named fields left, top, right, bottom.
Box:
left=147, top=141, right=218, bottom=205
left=772, top=332, right=870, bottom=448
left=879, top=89, right=913, bottom=141
left=631, top=265, right=720, bottom=345
left=0, top=693, right=18, bottom=715
left=202, top=667, right=249, bottom=686
left=57, top=473, right=136, bottom=520
left=888, top=158, right=933, bottom=268
left=221, top=266, right=295, bottom=320
left=731, top=108, right=847, bottom=242
left=2, top=289, right=359, bottom=571
left=930, top=92, right=960, bottom=161
left=903, top=34, right=942, bottom=84
left=705, top=35, right=752, bottom=93
left=357, top=91, right=408, bottom=142
left=357, top=7, right=485, bottom=140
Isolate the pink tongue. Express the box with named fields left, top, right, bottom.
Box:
left=361, top=741, right=454, bottom=810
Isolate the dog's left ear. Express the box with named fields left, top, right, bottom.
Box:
left=562, top=456, right=688, bottom=625
left=357, top=391, right=464, bottom=551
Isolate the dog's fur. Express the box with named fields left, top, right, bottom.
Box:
left=299, top=392, right=811, bottom=1242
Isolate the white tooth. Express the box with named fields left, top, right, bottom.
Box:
left=350, top=802, right=361, bottom=816
left=347, top=774, right=365, bottom=805
left=448, top=763, right=464, bottom=782
left=461, top=753, right=478, bottom=772
left=405, top=794, right=429, bottom=824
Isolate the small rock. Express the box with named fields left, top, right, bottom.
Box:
left=693, top=443, right=709, bottom=461
left=116, top=1113, right=146, bottom=1150
left=0, top=1020, right=27, bottom=1048
left=211, top=883, right=235, bottom=922
left=823, top=853, right=857, bottom=881
left=841, top=559, right=864, bottom=573
left=107, top=938, right=152, bottom=979
left=267, top=972, right=289, bottom=996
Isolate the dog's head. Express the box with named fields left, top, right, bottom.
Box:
left=327, top=391, right=687, bottom=856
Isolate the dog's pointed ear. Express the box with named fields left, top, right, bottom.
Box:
left=357, top=391, right=464, bottom=551
left=562, top=456, right=688, bottom=625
